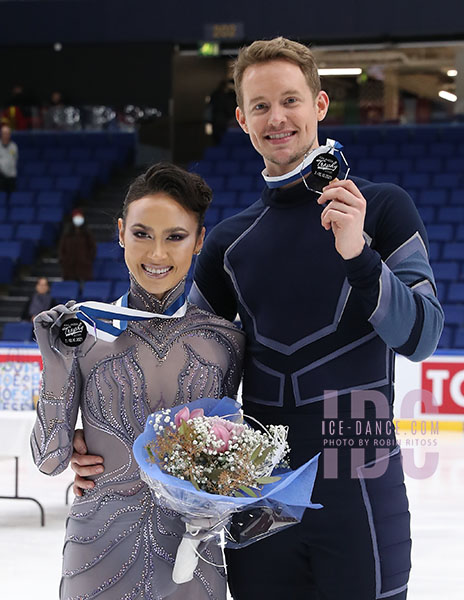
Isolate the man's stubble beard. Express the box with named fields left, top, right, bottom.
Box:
left=263, top=135, right=318, bottom=170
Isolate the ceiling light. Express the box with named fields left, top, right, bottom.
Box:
left=318, top=68, right=362, bottom=76
left=438, top=90, right=457, bottom=102
left=447, top=69, right=458, bottom=77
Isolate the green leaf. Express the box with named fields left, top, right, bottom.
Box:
left=145, top=444, right=155, bottom=461
left=256, top=475, right=281, bottom=484
left=233, top=491, right=245, bottom=497
left=250, top=444, right=262, bottom=462
left=189, top=476, right=200, bottom=491
left=238, top=485, right=258, bottom=498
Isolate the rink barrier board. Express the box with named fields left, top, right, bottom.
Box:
left=1, top=344, right=464, bottom=425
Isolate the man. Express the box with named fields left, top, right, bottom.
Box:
left=0, top=125, right=18, bottom=196
left=23, top=277, right=56, bottom=321
left=72, top=37, right=443, bottom=600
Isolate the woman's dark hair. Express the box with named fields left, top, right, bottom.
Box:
left=122, top=162, right=212, bottom=234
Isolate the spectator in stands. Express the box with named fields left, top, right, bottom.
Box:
left=23, top=277, right=56, bottom=322
left=43, top=90, right=66, bottom=130
left=0, top=124, right=18, bottom=197
left=58, top=209, right=96, bottom=281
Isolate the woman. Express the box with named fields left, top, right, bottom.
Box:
left=31, top=163, right=244, bottom=600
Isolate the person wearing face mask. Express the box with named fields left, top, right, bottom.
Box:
left=31, top=163, right=244, bottom=599
left=58, top=208, right=96, bottom=281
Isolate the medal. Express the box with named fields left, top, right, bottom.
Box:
left=58, top=318, right=87, bottom=347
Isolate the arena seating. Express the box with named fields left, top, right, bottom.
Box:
left=0, top=131, right=135, bottom=291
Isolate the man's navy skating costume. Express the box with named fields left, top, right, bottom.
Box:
left=190, top=175, right=443, bottom=600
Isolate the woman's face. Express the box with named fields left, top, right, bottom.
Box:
left=118, top=193, right=205, bottom=299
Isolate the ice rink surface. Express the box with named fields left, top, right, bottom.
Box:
left=0, top=430, right=463, bottom=600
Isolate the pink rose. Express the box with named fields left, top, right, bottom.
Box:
left=174, top=406, right=204, bottom=428
left=211, top=423, right=232, bottom=452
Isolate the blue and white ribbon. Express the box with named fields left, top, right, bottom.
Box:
left=262, top=138, right=345, bottom=189
left=73, top=291, right=188, bottom=342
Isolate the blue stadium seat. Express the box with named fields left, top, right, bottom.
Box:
left=50, top=281, right=80, bottom=304
left=221, top=130, right=248, bottom=146
left=212, top=192, right=237, bottom=206
left=448, top=283, right=464, bottom=303
left=402, top=173, right=430, bottom=190
left=370, top=144, right=397, bottom=159
left=383, top=128, right=411, bottom=143
left=412, top=127, right=440, bottom=143
left=55, top=175, right=84, bottom=198
left=456, top=225, right=464, bottom=241
left=449, top=190, right=464, bottom=205
left=446, top=158, right=464, bottom=173
left=0, top=207, right=6, bottom=223
left=81, top=281, right=112, bottom=302
left=16, top=224, right=47, bottom=245
left=242, top=160, right=265, bottom=175
left=438, top=207, right=464, bottom=223
left=204, top=147, right=229, bottom=161
left=0, top=224, right=15, bottom=240
left=0, top=191, right=6, bottom=205
left=20, top=148, right=40, bottom=161
left=455, top=328, right=464, bottom=349
left=437, top=326, right=453, bottom=349
left=417, top=190, right=447, bottom=206
left=43, top=148, right=67, bottom=161
left=0, top=241, right=21, bottom=262
left=416, top=157, right=441, bottom=172
left=96, top=262, right=129, bottom=280
left=432, top=261, right=459, bottom=281
left=428, top=142, right=455, bottom=157
left=221, top=207, right=242, bottom=220
left=68, top=147, right=92, bottom=161
left=189, top=160, right=214, bottom=177
left=204, top=208, right=221, bottom=227
left=428, top=242, right=440, bottom=262
left=371, top=173, right=401, bottom=185
left=96, top=242, right=124, bottom=261
left=385, top=159, right=412, bottom=173
left=432, top=173, right=462, bottom=189
left=36, top=190, right=67, bottom=207
left=226, top=175, right=254, bottom=192
left=355, top=129, right=383, bottom=144
left=204, top=175, right=226, bottom=193
left=1, top=322, right=33, bottom=342
left=9, top=191, right=35, bottom=205
left=29, top=176, right=55, bottom=191
left=48, top=162, right=73, bottom=177
left=22, top=162, right=47, bottom=177
left=435, top=281, right=447, bottom=303
left=215, top=161, right=241, bottom=176
left=426, top=224, right=453, bottom=242
left=0, top=256, right=14, bottom=283
left=346, top=144, right=368, bottom=159
left=36, top=206, right=64, bottom=225
left=230, top=146, right=258, bottom=161
left=357, top=158, right=384, bottom=175
left=442, top=243, right=464, bottom=261
left=399, top=143, right=426, bottom=158
left=8, top=207, right=36, bottom=223
left=93, top=147, right=120, bottom=166
left=442, top=304, right=464, bottom=326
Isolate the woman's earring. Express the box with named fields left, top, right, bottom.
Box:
left=119, top=240, right=124, bottom=248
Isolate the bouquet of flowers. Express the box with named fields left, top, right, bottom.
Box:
left=133, top=397, right=321, bottom=585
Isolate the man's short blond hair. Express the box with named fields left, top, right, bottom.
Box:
left=233, top=37, right=321, bottom=109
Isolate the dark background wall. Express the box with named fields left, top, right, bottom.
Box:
left=0, top=0, right=463, bottom=45
left=0, top=43, right=172, bottom=110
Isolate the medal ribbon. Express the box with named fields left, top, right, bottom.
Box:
left=262, top=138, right=344, bottom=189
left=74, top=291, right=188, bottom=342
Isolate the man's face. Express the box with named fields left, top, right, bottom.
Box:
left=1, top=127, right=11, bottom=145
left=36, top=278, right=49, bottom=294
left=236, top=59, right=329, bottom=177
